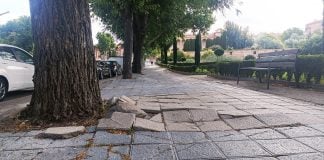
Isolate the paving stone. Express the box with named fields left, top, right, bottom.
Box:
left=40, top=126, right=86, bottom=139
left=170, top=132, right=208, bottom=144
left=160, top=103, right=187, bottom=111
left=159, top=98, right=180, bottom=103
left=245, top=109, right=279, bottom=115
left=276, top=126, right=324, bottom=138
left=256, top=113, right=299, bottom=127
left=309, top=124, right=324, bottom=133
left=86, top=126, right=97, bottom=133
left=216, top=140, right=271, bottom=157
left=150, top=113, right=162, bottom=122
left=165, top=122, right=199, bottom=132
left=24, top=130, right=43, bottom=137
left=297, top=136, right=324, bottom=152
left=131, top=144, right=175, bottom=160
left=0, top=137, right=19, bottom=151
left=257, top=139, right=316, bottom=155
left=271, top=108, right=303, bottom=114
left=241, top=128, right=286, bottom=140
left=175, top=142, right=225, bottom=159
left=48, top=133, right=93, bottom=148
left=97, top=112, right=135, bottom=130
left=206, top=131, right=249, bottom=142
left=137, top=102, right=161, bottom=113
left=230, top=157, right=277, bottom=160
left=0, top=149, right=41, bottom=160
left=224, top=116, right=267, bottom=130
left=133, top=118, right=165, bottom=131
left=218, top=110, right=252, bottom=117
left=196, top=121, right=232, bottom=132
left=286, top=114, right=324, bottom=125
left=85, top=147, right=108, bottom=160
left=94, top=131, right=131, bottom=145
left=119, top=95, right=137, bottom=105
left=110, top=101, right=147, bottom=118
left=133, top=131, right=171, bottom=144
left=163, top=110, right=192, bottom=122
left=189, top=109, right=219, bottom=122
left=0, top=132, right=26, bottom=137
left=34, top=147, right=84, bottom=160
left=278, top=152, right=324, bottom=160
left=4, top=136, right=52, bottom=150
left=109, top=146, right=130, bottom=160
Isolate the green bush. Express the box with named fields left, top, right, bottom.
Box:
left=212, top=45, right=225, bottom=57
left=169, top=50, right=187, bottom=62
left=183, top=39, right=195, bottom=51
left=295, top=54, right=324, bottom=84
left=244, top=55, right=256, bottom=60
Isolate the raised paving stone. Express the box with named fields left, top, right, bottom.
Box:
left=97, top=112, right=135, bottom=130
left=276, top=126, right=324, bottom=138
left=216, top=140, right=271, bottom=157
left=134, top=118, right=165, bottom=131
left=165, top=122, right=199, bottom=132
left=41, top=126, right=86, bottom=139
left=256, top=113, right=299, bottom=127
left=170, top=132, right=208, bottom=144
left=137, top=102, right=161, bottom=113
left=196, top=121, right=232, bottom=132
left=131, top=144, right=175, bottom=160
left=297, top=136, right=324, bottom=152
left=150, top=113, right=162, bottom=122
left=241, top=128, right=286, bottom=140
left=224, top=116, right=267, bottom=130
left=163, top=110, right=192, bottom=122
left=48, top=133, right=93, bottom=148
left=206, top=131, right=249, bottom=142
left=189, top=109, right=219, bottom=122
left=94, top=131, right=131, bottom=145
left=257, top=139, right=316, bottom=155
left=174, top=142, right=225, bottom=159
left=85, top=147, right=108, bottom=160
left=34, top=147, right=84, bottom=160
left=133, top=131, right=171, bottom=144
left=218, top=110, right=252, bottom=117
left=278, top=152, right=324, bottom=160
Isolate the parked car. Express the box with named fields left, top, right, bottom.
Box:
left=102, top=60, right=122, bottom=76
left=0, top=44, right=34, bottom=101
left=96, top=60, right=112, bottom=79
left=107, top=56, right=123, bottom=70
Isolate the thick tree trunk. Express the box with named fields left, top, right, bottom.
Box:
left=163, top=46, right=168, bottom=64
left=173, top=37, right=177, bottom=65
left=122, top=4, right=133, bottom=79
left=132, top=14, right=147, bottom=74
left=195, top=31, right=201, bottom=66
left=21, top=0, right=102, bottom=121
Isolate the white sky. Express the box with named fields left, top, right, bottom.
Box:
left=0, top=0, right=323, bottom=43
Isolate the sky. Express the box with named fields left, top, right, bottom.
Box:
left=0, top=0, right=323, bottom=43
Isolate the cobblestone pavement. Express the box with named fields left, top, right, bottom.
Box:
left=1, top=65, right=324, bottom=160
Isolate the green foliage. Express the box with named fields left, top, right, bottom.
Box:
left=295, top=54, right=324, bottom=84
left=244, top=55, right=256, bottom=60
left=206, top=37, right=225, bottom=48
left=201, top=49, right=214, bottom=59
left=255, top=33, right=284, bottom=49
left=169, top=50, right=187, bottom=62
left=281, top=28, right=305, bottom=48
left=183, top=39, right=195, bottom=51
left=96, top=32, right=116, bottom=56
left=0, top=16, right=33, bottom=52
left=212, top=45, right=224, bottom=56
left=301, top=32, right=324, bottom=54
left=221, top=21, right=254, bottom=49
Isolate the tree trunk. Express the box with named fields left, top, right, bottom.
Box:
left=163, top=45, right=168, bottom=64
left=122, top=4, right=133, bottom=79
left=195, top=31, right=201, bottom=65
left=132, top=14, right=148, bottom=74
left=173, top=37, right=177, bottom=65
left=21, top=0, right=102, bottom=121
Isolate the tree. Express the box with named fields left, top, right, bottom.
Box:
left=221, top=21, right=253, bottom=49
left=194, top=31, right=201, bottom=65
left=21, top=0, right=102, bottom=121
left=0, top=16, right=33, bottom=52
left=213, top=45, right=225, bottom=57
left=173, top=37, right=177, bottom=65
left=281, top=28, right=305, bottom=48
left=255, top=33, right=284, bottom=49
left=96, top=32, right=116, bottom=57
left=301, top=32, right=324, bottom=54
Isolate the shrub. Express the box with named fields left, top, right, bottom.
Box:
left=295, top=54, right=324, bottom=84
left=244, top=55, right=256, bottom=60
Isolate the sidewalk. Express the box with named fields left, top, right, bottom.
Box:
left=1, top=65, right=324, bottom=160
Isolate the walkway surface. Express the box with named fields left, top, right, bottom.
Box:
left=1, top=65, right=324, bottom=160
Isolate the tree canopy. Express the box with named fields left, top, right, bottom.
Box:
left=281, top=27, right=305, bottom=48
left=255, top=33, right=284, bottom=49
left=96, top=32, right=116, bottom=57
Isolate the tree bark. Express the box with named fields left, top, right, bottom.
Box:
left=173, top=37, right=177, bottom=65
left=132, top=14, right=148, bottom=74
left=195, top=31, right=201, bottom=66
left=163, top=45, right=168, bottom=64
left=21, top=0, right=102, bottom=121
left=122, top=4, right=133, bottom=79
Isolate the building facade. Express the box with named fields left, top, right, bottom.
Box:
left=305, top=20, right=323, bottom=35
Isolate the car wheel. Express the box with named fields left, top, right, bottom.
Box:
left=0, top=78, right=8, bottom=101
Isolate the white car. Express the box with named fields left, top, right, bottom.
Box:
left=0, top=44, right=34, bottom=101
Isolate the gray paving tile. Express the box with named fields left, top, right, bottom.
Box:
left=216, top=140, right=270, bottom=157
left=133, top=131, right=171, bottom=144
left=309, top=124, right=324, bottom=133
left=196, top=120, right=233, bottom=132
left=170, top=132, right=209, bottom=144
left=286, top=114, right=324, bottom=125
left=34, top=147, right=84, bottom=160
left=278, top=152, right=324, bottom=160
left=163, top=110, right=192, bottom=122
left=3, top=137, right=52, bottom=150
left=241, top=128, right=286, bottom=140
left=174, top=142, right=225, bottom=159
left=276, top=126, right=324, bottom=138
left=257, top=139, right=316, bottom=155
left=256, top=114, right=299, bottom=127
left=189, top=109, right=219, bottom=122
left=230, top=157, right=277, bottom=160
left=0, top=149, right=41, bottom=160
left=86, top=147, right=108, bottom=160
left=297, top=136, right=324, bottom=152
left=48, top=133, right=93, bottom=148
left=224, top=116, right=267, bottom=130
left=131, top=144, right=175, bottom=160
left=206, top=130, right=249, bottom=142
left=165, top=122, right=200, bottom=132
left=108, top=146, right=130, bottom=160
left=94, top=131, right=131, bottom=145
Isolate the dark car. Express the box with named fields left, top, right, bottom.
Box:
left=96, top=61, right=112, bottom=79
left=102, top=60, right=122, bottom=76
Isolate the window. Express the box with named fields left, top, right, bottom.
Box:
left=11, top=48, right=33, bottom=64
left=0, top=47, right=17, bottom=61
